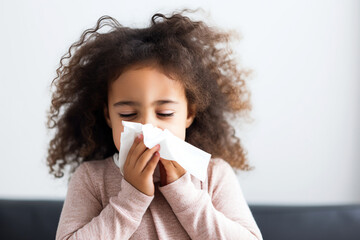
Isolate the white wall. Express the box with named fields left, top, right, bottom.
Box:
left=0, top=0, right=359, bottom=204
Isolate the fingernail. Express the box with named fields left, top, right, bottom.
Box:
left=156, top=144, right=160, bottom=150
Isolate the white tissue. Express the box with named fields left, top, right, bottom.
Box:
left=115, top=121, right=211, bottom=182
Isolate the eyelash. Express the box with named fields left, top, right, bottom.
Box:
left=119, top=113, right=136, bottom=118
left=119, top=113, right=174, bottom=118
left=157, top=113, right=174, bottom=117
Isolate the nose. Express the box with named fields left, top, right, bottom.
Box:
left=139, top=111, right=157, bottom=127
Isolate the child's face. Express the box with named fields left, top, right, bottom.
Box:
left=105, top=64, right=195, bottom=151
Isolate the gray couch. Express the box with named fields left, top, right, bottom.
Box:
left=0, top=199, right=359, bottom=239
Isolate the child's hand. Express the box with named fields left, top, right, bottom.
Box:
left=123, top=134, right=160, bottom=196
left=159, top=158, right=186, bottom=186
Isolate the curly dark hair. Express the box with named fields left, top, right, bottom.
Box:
left=47, top=10, right=253, bottom=178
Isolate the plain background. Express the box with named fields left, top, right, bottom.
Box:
left=0, top=0, right=359, bottom=205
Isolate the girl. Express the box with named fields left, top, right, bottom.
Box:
left=48, top=10, right=262, bottom=240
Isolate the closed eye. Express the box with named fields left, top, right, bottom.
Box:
left=157, top=112, right=174, bottom=117
left=119, top=113, right=137, bottom=118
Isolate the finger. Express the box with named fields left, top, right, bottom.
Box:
left=129, top=137, right=147, bottom=168
left=142, top=151, right=160, bottom=176
left=136, top=144, right=160, bottom=170
left=125, top=134, right=143, bottom=168
left=128, top=134, right=143, bottom=162
left=159, top=158, right=174, bottom=171
left=171, top=160, right=184, bottom=170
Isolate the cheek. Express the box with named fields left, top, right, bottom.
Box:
left=168, top=112, right=190, bottom=141
left=167, top=122, right=187, bottom=141
left=112, top=125, right=124, bottom=151
left=177, top=130, right=186, bottom=141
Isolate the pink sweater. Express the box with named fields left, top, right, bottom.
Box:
left=56, top=157, right=262, bottom=240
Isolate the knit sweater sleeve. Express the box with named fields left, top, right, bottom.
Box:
left=55, top=162, right=153, bottom=240
left=158, top=158, right=262, bottom=240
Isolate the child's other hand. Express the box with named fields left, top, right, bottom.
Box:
left=123, top=134, right=160, bottom=196
left=159, top=158, right=186, bottom=186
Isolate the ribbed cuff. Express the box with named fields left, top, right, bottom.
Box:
left=109, top=178, right=154, bottom=221
left=159, top=172, right=203, bottom=213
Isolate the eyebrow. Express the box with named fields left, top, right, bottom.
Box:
left=113, top=100, right=179, bottom=107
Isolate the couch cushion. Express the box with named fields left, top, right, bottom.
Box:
left=250, top=205, right=360, bottom=240
left=0, top=199, right=63, bottom=240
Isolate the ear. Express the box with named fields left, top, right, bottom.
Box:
left=186, top=104, right=196, bottom=128
left=104, top=104, right=112, bottom=128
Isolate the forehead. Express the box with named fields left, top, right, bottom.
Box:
left=109, top=65, right=186, bottom=102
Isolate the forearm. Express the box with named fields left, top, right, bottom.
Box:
left=159, top=173, right=262, bottom=240
left=56, top=179, right=153, bottom=240
left=170, top=192, right=259, bottom=239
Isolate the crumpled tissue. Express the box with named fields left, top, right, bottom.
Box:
left=114, top=121, right=211, bottom=182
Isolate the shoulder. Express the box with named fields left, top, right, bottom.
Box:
left=68, top=156, right=121, bottom=202
left=70, top=156, right=118, bottom=186
left=80, top=156, right=115, bottom=172
left=206, top=158, right=240, bottom=196
left=207, top=157, right=235, bottom=177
